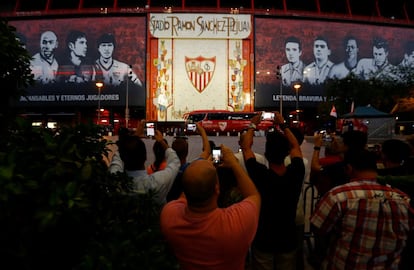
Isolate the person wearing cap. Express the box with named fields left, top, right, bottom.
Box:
left=95, top=33, right=142, bottom=87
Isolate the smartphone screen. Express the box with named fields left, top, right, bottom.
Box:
left=146, top=122, right=155, bottom=137
left=212, top=148, right=221, bottom=164
left=187, top=123, right=196, bottom=132
left=262, top=112, right=274, bottom=120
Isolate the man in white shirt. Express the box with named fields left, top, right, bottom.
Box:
left=303, top=36, right=334, bottom=85
left=234, top=130, right=268, bottom=171
left=355, top=37, right=395, bottom=80
left=30, top=31, right=59, bottom=84
left=281, top=36, right=305, bottom=87
left=399, top=41, right=414, bottom=68
left=95, top=33, right=142, bottom=87
left=110, top=124, right=179, bottom=205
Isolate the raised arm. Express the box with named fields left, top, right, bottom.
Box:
left=241, top=113, right=262, bottom=162
left=220, top=144, right=261, bottom=209
left=133, top=120, right=146, bottom=138
left=311, top=133, right=324, bottom=172
left=274, top=112, right=302, bottom=159
left=154, top=130, right=169, bottom=151
left=197, top=122, right=211, bottom=160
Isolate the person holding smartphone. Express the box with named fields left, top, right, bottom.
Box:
left=109, top=120, right=180, bottom=205
left=160, top=143, right=261, bottom=269
left=166, top=122, right=212, bottom=202
left=242, top=112, right=305, bottom=270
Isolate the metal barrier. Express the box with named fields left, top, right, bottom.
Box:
left=302, top=181, right=320, bottom=254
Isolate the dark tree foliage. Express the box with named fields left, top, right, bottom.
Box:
left=323, top=69, right=414, bottom=116
left=0, top=18, right=33, bottom=118
left=0, top=18, right=178, bottom=270
left=0, top=18, right=34, bottom=146
left=0, top=121, right=178, bottom=269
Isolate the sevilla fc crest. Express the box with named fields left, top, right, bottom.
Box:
left=218, top=122, right=227, bottom=131
left=185, top=56, right=216, bottom=93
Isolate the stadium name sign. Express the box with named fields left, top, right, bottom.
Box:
left=149, top=13, right=251, bottom=39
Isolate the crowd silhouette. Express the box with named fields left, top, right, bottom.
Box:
left=105, top=117, right=414, bottom=270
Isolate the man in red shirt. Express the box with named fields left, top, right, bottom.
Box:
left=160, top=145, right=261, bottom=270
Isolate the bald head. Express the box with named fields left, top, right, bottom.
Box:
left=40, top=31, right=58, bottom=60
left=182, top=159, right=218, bottom=207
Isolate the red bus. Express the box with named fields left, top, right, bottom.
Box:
left=183, top=110, right=275, bottom=135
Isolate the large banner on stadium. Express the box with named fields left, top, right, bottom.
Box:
left=147, top=13, right=254, bottom=122
left=255, top=17, right=414, bottom=109
left=11, top=16, right=146, bottom=108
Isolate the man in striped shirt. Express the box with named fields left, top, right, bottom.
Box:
left=310, top=149, right=414, bottom=270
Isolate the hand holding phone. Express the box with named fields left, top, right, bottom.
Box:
left=187, top=123, right=197, bottom=132
left=146, top=122, right=155, bottom=137
left=212, top=147, right=222, bottom=164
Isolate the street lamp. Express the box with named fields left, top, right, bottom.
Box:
left=276, top=65, right=283, bottom=115
left=293, top=82, right=301, bottom=121
left=125, top=65, right=132, bottom=128
left=96, top=81, right=104, bottom=125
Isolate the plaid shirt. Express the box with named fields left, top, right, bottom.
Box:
left=310, top=179, right=414, bottom=270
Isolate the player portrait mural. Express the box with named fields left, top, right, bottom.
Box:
left=255, top=17, right=414, bottom=109
left=11, top=16, right=146, bottom=108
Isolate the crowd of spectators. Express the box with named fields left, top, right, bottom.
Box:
left=104, top=117, right=414, bottom=270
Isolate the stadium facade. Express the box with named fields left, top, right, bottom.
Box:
left=1, top=0, right=413, bottom=131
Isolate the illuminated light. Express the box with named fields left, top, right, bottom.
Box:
left=47, top=122, right=57, bottom=129
left=256, top=71, right=260, bottom=74
left=101, top=119, right=108, bottom=123
left=266, top=71, right=270, bottom=75
left=32, top=122, right=42, bottom=127
left=245, top=93, right=251, bottom=104
left=293, top=82, right=302, bottom=121
left=96, top=82, right=104, bottom=125
left=230, top=8, right=239, bottom=14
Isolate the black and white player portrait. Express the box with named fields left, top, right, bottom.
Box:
left=303, top=36, right=334, bottom=85
left=30, top=30, right=59, bottom=84
left=94, top=33, right=142, bottom=87
left=58, top=30, right=95, bottom=83
left=328, top=36, right=359, bottom=79
left=354, top=37, right=395, bottom=80
left=281, top=36, right=305, bottom=87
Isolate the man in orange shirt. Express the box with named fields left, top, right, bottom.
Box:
left=160, top=145, right=261, bottom=270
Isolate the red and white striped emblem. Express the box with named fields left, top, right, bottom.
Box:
left=185, top=56, right=216, bottom=93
